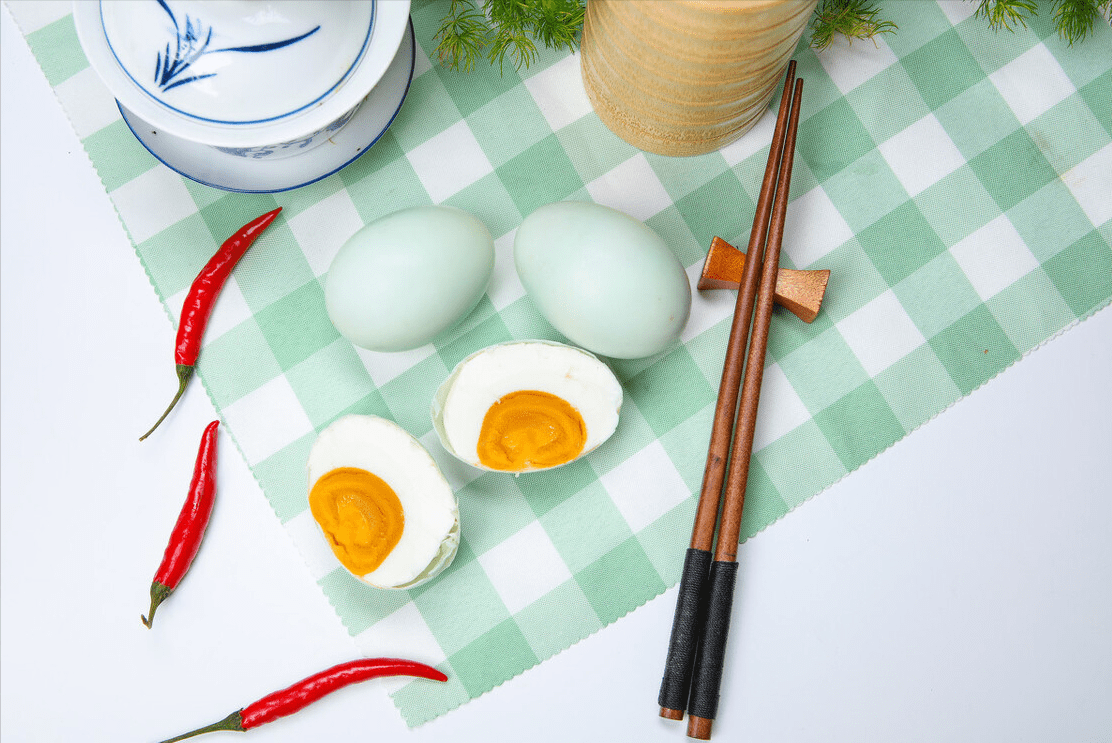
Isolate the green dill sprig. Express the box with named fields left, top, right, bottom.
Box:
left=809, top=0, right=898, bottom=50
left=434, top=0, right=1107, bottom=76
left=488, top=0, right=541, bottom=72
left=433, top=0, right=585, bottom=73
left=1051, top=0, right=1112, bottom=44
left=975, top=0, right=1040, bottom=32
left=433, top=0, right=491, bottom=73
left=977, top=0, right=1111, bottom=43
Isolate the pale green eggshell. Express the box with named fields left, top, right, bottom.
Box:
left=514, top=201, right=692, bottom=359
left=325, top=206, right=494, bottom=352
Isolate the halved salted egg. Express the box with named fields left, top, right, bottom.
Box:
left=307, top=415, right=459, bottom=589
left=432, top=341, right=623, bottom=473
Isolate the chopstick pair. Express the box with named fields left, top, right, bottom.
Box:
left=658, top=61, right=805, bottom=741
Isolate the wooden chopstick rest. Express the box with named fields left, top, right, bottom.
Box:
left=699, top=236, right=829, bottom=323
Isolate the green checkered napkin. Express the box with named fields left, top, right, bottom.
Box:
left=10, top=0, right=1110, bottom=726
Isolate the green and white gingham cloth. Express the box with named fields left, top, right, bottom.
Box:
left=9, top=0, right=1110, bottom=726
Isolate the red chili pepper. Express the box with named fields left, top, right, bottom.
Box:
left=142, top=420, right=220, bottom=629
left=157, top=658, right=449, bottom=742
left=140, top=207, right=282, bottom=441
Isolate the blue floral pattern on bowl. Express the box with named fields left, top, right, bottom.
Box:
left=214, top=101, right=362, bottom=160
left=76, top=1, right=412, bottom=162
left=153, top=0, right=321, bottom=93
left=99, top=0, right=376, bottom=126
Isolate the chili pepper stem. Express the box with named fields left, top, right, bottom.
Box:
left=158, top=710, right=244, bottom=743
left=141, top=581, right=174, bottom=629
left=140, top=364, right=195, bottom=441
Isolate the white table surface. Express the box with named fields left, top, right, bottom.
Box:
left=3, top=8, right=1111, bottom=743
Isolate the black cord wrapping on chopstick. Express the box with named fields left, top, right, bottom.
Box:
left=658, top=548, right=713, bottom=711
left=657, top=59, right=800, bottom=724
left=684, top=74, right=805, bottom=740
left=686, top=560, right=739, bottom=721
left=657, top=60, right=800, bottom=730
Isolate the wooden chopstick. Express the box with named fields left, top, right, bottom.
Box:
left=686, top=75, right=805, bottom=742
left=657, top=60, right=799, bottom=721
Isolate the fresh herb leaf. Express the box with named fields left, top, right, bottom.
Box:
left=1052, top=0, right=1112, bottom=44
left=810, top=0, right=897, bottom=50
left=433, top=0, right=490, bottom=73
left=433, top=0, right=1106, bottom=76
left=975, top=0, right=1040, bottom=32
left=434, top=0, right=585, bottom=73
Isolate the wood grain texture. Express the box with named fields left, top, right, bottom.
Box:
left=581, top=0, right=817, bottom=156
left=659, top=61, right=799, bottom=724
left=687, top=76, right=806, bottom=741
left=700, top=236, right=829, bottom=323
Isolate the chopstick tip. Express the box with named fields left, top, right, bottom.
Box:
left=687, top=715, right=713, bottom=740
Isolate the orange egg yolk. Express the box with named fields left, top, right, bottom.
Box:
left=309, top=467, right=404, bottom=576
left=477, top=390, right=587, bottom=471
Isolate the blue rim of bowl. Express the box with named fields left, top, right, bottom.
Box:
left=101, top=0, right=376, bottom=126
left=117, top=21, right=415, bottom=194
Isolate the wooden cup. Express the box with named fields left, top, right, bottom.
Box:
left=581, top=0, right=816, bottom=157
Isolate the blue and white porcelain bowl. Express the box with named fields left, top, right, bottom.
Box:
left=75, top=0, right=411, bottom=159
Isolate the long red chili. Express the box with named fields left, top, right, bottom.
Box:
left=158, top=658, right=448, bottom=741
left=140, top=207, right=282, bottom=441
left=141, top=420, right=220, bottom=629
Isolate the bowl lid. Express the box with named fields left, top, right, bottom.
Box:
left=75, top=0, right=411, bottom=148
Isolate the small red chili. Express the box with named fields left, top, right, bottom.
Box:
left=140, top=207, right=282, bottom=441
left=142, top=420, right=219, bottom=629
left=157, top=658, right=448, bottom=742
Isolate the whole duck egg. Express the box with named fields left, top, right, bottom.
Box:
left=514, top=202, right=691, bottom=359
left=325, top=206, right=494, bottom=352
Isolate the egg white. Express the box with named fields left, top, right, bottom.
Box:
left=307, top=415, right=459, bottom=589
left=432, top=341, right=623, bottom=472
